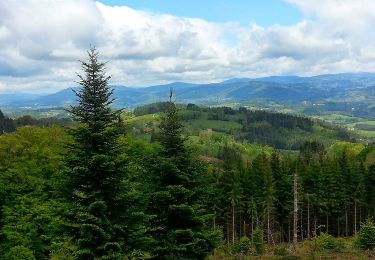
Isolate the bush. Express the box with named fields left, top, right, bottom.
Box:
left=273, top=245, right=288, bottom=256
left=315, top=233, right=338, bottom=250
left=355, top=220, right=375, bottom=250
left=231, top=236, right=251, bottom=254
left=3, top=246, right=35, bottom=260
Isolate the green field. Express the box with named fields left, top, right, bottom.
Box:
left=184, top=119, right=243, bottom=133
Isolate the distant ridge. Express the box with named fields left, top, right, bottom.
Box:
left=2, top=72, right=375, bottom=109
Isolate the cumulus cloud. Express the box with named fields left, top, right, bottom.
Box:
left=1, top=0, right=375, bottom=92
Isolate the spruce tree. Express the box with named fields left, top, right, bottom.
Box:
left=149, top=95, right=220, bottom=259
left=60, top=48, right=149, bottom=259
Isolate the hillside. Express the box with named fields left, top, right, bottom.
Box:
left=127, top=103, right=354, bottom=151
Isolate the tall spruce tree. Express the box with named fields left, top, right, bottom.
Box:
left=60, top=48, right=149, bottom=259
left=149, top=93, right=220, bottom=259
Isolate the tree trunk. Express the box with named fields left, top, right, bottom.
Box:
left=314, top=217, right=317, bottom=237
left=354, top=200, right=357, bottom=234
left=232, top=204, right=235, bottom=245
left=300, top=208, right=303, bottom=240
left=345, top=207, right=348, bottom=237
left=244, top=221, right=246, bottom=237
left=326, top=215, right=329, bottom=234
left=239, top=211, right=242, bottom=238
left=307, top=195, right=310, bottom=239
left=293, top=172, right=298, bottom=247
left=227, top=219, right=230, bottom=244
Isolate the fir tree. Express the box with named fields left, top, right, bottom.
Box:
left=60, top=48, right=150, bottom=259
left=149, top=94, right=220, bottom=259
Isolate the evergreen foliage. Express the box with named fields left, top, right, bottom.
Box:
left=0, top=49, right=374, bottom=259
left=148, top=100, right=221, bottom=259
left=59, top=48, right=150, bottom=258
left=355, top=220, right=375, bottom=250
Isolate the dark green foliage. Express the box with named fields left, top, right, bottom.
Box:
left=0, top=110, right=15, bottom=134
left=148, top=101, right=221, bottom=259
left=133, top=102, right=172, bottom=116
left=60, top=48, right=150, bottom=258
left=231, top=236, right=251, bottom=254
left=364, top=165, right=375, bottom=215
left=300, top=140, right=325, bottom=158
left=14, top=115, right=75, bottom=127
left=251, top=228, right=264, bottom=255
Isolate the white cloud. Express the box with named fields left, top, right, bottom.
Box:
left=1, top=0, right=375, bottom=92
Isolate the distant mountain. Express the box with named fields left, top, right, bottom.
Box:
left=2, top=73, right=375, bottom=111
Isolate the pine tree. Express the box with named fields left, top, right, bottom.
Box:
left=60, top=48, right=150, bottom=259
left=149, top=95, right=220, bottom=259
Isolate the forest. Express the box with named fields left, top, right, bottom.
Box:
left=0, top=49, right=374, bottom=259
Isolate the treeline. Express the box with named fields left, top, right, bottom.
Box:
left=0, top=110, right=15, bottom=133
left=209, top=140, right=374, bottom=245
left=0, top=111, right=75, bottom=135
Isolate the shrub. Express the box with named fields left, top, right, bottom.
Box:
left=315, top=233, right=337, bottom=250
left=274, top=245, right=288, bottom=256
left=3, top=246, right=35, bottom=260
left=231, top=236, right=251, bottom=254
left=355, top=220, right=375, bottom=250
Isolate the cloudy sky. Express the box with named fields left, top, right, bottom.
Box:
left=1, top=0, right=375, bottom=93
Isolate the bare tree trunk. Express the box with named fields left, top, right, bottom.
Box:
left=326, top=215, right=329, bottom=234
left=243, top=220, right=246, bottom=237
left=293, top=172, right=298, bottom=247
left=227, top=218, right=230, bottom=244
left=354, top=200, right=357, bottom=234
left=345, top=207, right=348, bottom=237
left=213, top=216, right=216, bottom=229
left=307, top=194, right=310, bottom=239
left=232, top=204, right=235, bottom=245
left=251, top=215, right=254, bottom=235
left=314, top=217, right=317, bottom=237
left=300, top=208, right=304, bottom=240
left=239, top=211, right=242, bottom=238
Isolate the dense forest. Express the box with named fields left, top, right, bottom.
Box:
left=0, top=49, right=374, bottom=259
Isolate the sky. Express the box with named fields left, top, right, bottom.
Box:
left=1, top=0, right=375, bottom=93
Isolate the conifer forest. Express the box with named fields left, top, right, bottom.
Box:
left=0, top=49, right=374, bottom=259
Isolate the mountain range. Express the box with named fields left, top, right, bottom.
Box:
left=2, top=73, right=375, bottom=115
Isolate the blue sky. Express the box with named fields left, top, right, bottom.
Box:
left=99, top=0, right=302, bottom=26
